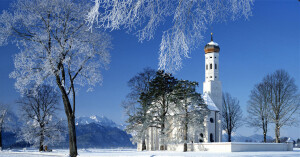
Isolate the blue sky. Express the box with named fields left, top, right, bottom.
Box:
left=0, top=0, right=299, bottom=139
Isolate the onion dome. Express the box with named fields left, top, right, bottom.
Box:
left=204, top=33, right=220, bottom=53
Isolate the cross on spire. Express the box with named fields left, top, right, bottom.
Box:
left=211, top=32, right=213, bottom=41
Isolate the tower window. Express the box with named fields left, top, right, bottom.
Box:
left=210, top=56, right=212, bottom=58
left=210, top=76, right=212, bottom=78
left=210, top=64, right=212, bottom=69
left=210, top=118, right=214, bottom=123
left=206, top=64, right=208, bottom=70
left=215, top=64, right=217, bottom=69
left=200, top=133, right=203, bottom=138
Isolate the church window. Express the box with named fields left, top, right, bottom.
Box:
left=210, top=76, right=212, bottom=78
left=210, top=133, right=214, bottom=142
left=199, top=139, right=203, bottom=143
left=210, top=64, right=212, bottom=69
left=210, top=56, right=212, bottom=58
left=210, top=118, right=214, bottom=123
left=200, top=133, right=203, bottom=138
left=206, top=64, right=208, bottom=70
left=215, top=64, right=217, bottom=69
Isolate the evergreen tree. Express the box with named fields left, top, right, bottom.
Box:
left=122, top=68, right=156, bottom=150
left=145, top=70, right=177, bottom=150
left=172, top=80, right=209, bottom=152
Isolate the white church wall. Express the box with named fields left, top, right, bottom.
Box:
left=165, top=142, right=293, bottom=152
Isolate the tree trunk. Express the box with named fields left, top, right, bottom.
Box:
left=142, top=139, right=146, bottom=151
left=275, top=123, right=280, bottom=143
left=228, top=132, right=231, bottom=142
left=67, top=116, right=77, bottom=157
left=263, top=132, right=266, bottom=143
left=183, top=109, right=188, bottom=152
left=0, top=129, right=2, bottom=151
left=39, top=131, right=44, bottom=151
left=160, top=122, right=165, bottom=150
left=57, top=76, right=78, bottom=157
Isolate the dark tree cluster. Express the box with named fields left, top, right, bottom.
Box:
left=123, top=68, right=209, bottom=152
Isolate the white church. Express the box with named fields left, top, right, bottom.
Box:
left=137, top=34, right=294, bottom=152
left=137, top=33, right=223, bottom=151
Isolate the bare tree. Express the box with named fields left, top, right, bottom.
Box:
left=222, top=92, right=243, bottom=142
left=86, top=0, right=254, bottom=72
left=0, top=0, right=111, bottom=156
left=264, top=70, right=299, bottom=143
left=247, top=83, right=271, bottom=142
left=17, top=85, right=65, bottom=151
left=122, top=67, right=156, bottom=151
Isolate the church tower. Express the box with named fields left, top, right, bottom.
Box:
left=203, top=33, right=222, bottom=142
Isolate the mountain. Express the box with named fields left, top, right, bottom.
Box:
left=75, top=115, right=125, bottom=130
left=75, top=123, right=134, bottom=148
left=2, top=115, right=134, bottom=149
left=222, top=132, right=273, bottom=142
left=54, top=115, right=134, bottom=148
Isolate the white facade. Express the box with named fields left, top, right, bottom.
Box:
left=166, top=142, right=293, bottom=152
left=202, top=38, right=222, bottom=143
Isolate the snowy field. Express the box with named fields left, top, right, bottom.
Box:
left=0, top=148, right=300, bottom=157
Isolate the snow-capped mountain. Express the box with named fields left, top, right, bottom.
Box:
left=222, top=131, right=273, bottom=142
left=75, top=115, right=125, bottom=130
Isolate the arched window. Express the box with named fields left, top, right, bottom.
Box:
left=210, top=64, right=212, bottom=69
left=200, top=133, right=203, bottom=138
left=199, top=133, right=204, bottom=143
left=210, top=133, right=214, bottom=142
left=210, top=118, right=214, bottom=123
left=215, top=64, right=217, bottom=69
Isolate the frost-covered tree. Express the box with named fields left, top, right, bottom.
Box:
left=247, top=83, right=271, bottom=143
left=17, top=85, right=65, bottom=151
left=144, top=70, right=177, bottom=150
left=172, top=80, right=208, bottom=152
left=222, top=92, right=243, bottom=142
left=0, top=0, right=111, bottom=156
left=0, top=104, right=16, bottom=151
left=86, top=0, right=254, bottom=72
left=264, top=70, right=299, bottom=143
left=0, top=104, right=8, bottom=151
left=122, top=67, right=156, bottom=151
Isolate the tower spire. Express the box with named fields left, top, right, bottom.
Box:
left=211, top=32, right=213, bottom=41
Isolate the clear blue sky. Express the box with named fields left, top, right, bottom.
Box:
left=0, top=0, right=299, bottom=139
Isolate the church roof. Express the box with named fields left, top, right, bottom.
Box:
left=203, top=92, right=220, bottom=111
left=204, top=33, right=220, bottom=53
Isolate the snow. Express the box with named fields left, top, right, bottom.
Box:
left=75, top=115, right=125, bottom=129
left=0, top=148, right=299, bottom=157
left=203, top=93, right=219, bottom=111
left=207, top=41, right=219, bottom=46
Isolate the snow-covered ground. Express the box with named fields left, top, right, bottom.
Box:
left=0, top=148, right=299, bottom=157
